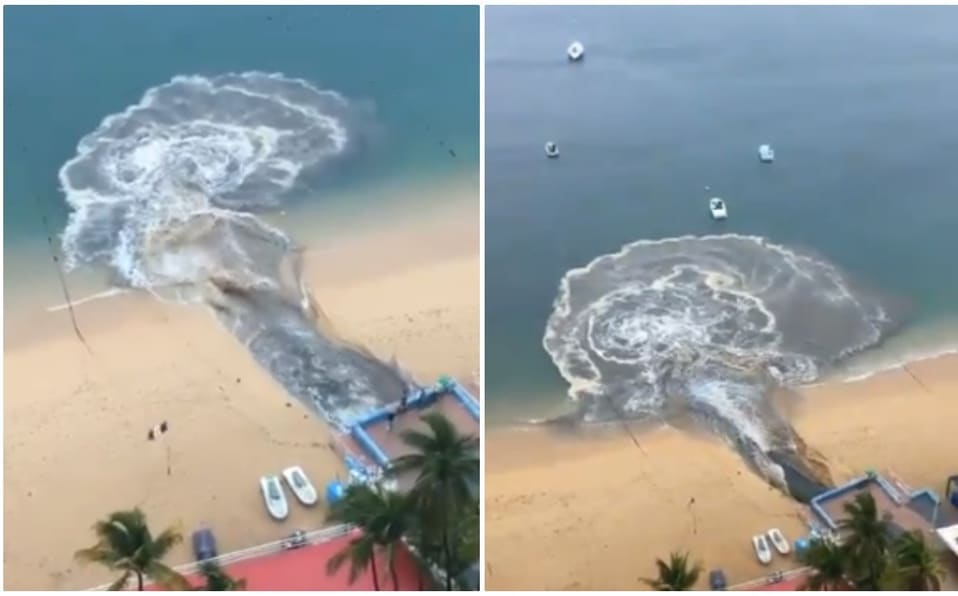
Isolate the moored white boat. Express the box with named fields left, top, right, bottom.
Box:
left=567, top=41, right=584, bottom=61
left=709, top=197, right=728, bottom=220
left=758, top=144, right=774, bottom=162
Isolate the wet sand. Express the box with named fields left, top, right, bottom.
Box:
left=2, top=177, right=478, bottom=590
left=485, top=353, right=958, bottom=590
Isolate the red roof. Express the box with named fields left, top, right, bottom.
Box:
left=148, top=531, right=424, bottom=591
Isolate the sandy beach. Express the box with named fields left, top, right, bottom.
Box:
left=2, top=178, right=478, bottom=590
left=485, top=353, right=958, bottom=591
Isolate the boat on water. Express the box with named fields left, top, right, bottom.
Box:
left=260, top=475, right=289, bottom=521
left=282, top=465, right=318, bottom=507
left=758, top=144, right=774, bottom=163
left=567, top=41, right=584, bottom=61
left=709, top=197, right=728, bottom=220
left=544, top=141, right=560, bottom=158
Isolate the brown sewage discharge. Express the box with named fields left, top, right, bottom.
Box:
left=542, top=235, right=897, bottom=499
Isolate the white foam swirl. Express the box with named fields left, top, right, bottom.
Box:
left=543, top=235, right=893, bottom=473
left=55, top=72, right=413, bottom=428
left=59, top=72, right=360, bottom=291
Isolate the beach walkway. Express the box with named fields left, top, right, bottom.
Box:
left=743, top=575, right=807, bottom=591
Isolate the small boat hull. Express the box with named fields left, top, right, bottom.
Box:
left=709, top=198, right=728, bottom=220
left=260, top=475, right=290, bottom=521
left=767, top=528, right=791, bottom=555
left=283, top=466, right=319, bottom=507
left=753, top=534, right=773, bottom=565
left=567, top=42, right=584, bottom=61
left=758, top=144, right=774, bottom=163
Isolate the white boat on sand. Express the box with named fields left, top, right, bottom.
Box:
left=283, top=465, right=318, bottom=507
left=260, top=475, right=289, bottom=521
left=767, top=528, right=791, bottom=555
left=709, top=197, right=728, bottom=220
left=753, top=534, right=773, bottom=565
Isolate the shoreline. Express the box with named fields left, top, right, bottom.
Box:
left=3, top=175, right=478, bottom=590
left=485, top=351, right=958, bottom=590
left=4, top=170, right=478, bottom=352
left=484, top=312, right=958, bottom=430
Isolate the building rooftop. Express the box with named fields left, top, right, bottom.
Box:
left=141, top=530, right=424, bottom=591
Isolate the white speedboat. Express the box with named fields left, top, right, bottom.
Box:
left=767, top=528, right=791, bottom=555
left=282, top=465, right=318, bottom=507
left=567, top=41, right=584, bottom=61
left=709, top=197, right=728, bottom=220
left=544, top=141, right=560, bottom=158
left=758, top=144, right=774, bottom=163
left=260, top=475, right=289, bottom=521
left=753, top=534, right=773, bottom=565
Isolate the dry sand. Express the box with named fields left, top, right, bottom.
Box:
left=2, top=178, right=478, bottom=590
left=485, top=353, right=958, bottom=591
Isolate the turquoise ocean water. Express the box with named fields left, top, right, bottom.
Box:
left=486, top=6, right=958, bottom=430
left=4, top=5, right=478, bottom=253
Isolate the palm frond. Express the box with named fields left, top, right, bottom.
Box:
left=106, top=571, right=132, bottom=591
left=642, top=551, right=700, bottom=590
left=77, top=509, right=183, bottom=590
left=326, top=547, right=351, bottom=576
left=75, top=544, right=119, bottom=565
left=397, top=429, right=437, bottom=452
left=151, top=526, right=183, bottom=558
left=146, top=561, right=190, bottom=590
left=347, top=536, right=376, bottom=586
left=326, top=534, right=377, bottom=587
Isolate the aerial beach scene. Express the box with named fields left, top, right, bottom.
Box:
left=4, top=5, right=479, bottom=591
left=485, top=5, right=958, bottom=591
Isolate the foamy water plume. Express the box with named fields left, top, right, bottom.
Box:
left=59, top=72, right=413, bottom=427
left=543, top=235, right=895, bottom=487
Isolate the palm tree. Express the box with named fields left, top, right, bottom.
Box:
left=390, top=412, right=479, bottom=590
left=369, top=489, right=413, bottom=590
left=642, top=551, right=702, bottom=591
left=454, top=504, right=480, bottom=568
left=327, top=483, right=413, bottom=590
left=879, top=558, right=908, bottom=591
left=326, top=531, right=381, bottom=591
left=196, top=561, right=246, bottom=591
left=415, top=499, right=479, bottom=590
left=800, top=539, right=849, bottom=590
left=838, top=492, right=889, bottom=590
left=75, top=509, right=188, bottom=591
left=891, top=530, right=943, bottom=591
